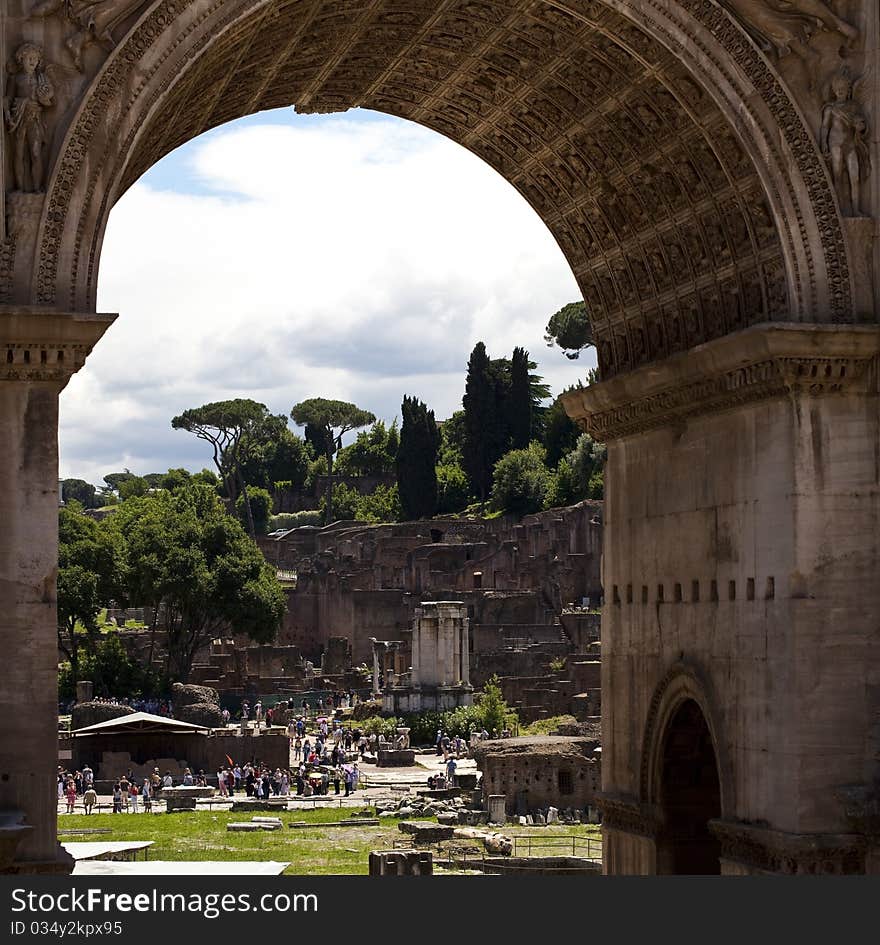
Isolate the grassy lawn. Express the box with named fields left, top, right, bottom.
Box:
left=58, top=808, right=601, bottom=875
left=58, top=807, right=428, bottom=875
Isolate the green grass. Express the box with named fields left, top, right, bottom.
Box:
left=58, top=807, right=601, bottom=874
left=58, top=806, right=425, bottom=875
left=519, top=715, right=578, bottom=736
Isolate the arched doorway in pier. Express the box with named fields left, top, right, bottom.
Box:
left=657, top=698, right=721, bottom=875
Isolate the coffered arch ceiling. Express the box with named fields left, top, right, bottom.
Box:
left=36, top=0, right=853, bottom=379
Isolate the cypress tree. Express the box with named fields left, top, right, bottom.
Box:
left=509, top=346, right=532, bottom=450
left=396, top=396, right=439, bottom=520
left=462, top=342, right=495, bottom=503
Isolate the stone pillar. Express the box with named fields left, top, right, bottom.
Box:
left=369, top=638, right=381, bottom=697
left=460, top=611, right=470, bottom=686
left=488, top=794, right=507, bottom=824
left=564, top=324, right=880, bottom=875
left=75, top=680, right=93, bottom=704
left=0, top=308, right=114, bottom=873
left=410, top=607, right=422, bottom=687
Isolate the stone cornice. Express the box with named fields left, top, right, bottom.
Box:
left=709, top=819, right=866, bottom=875
left=596, top=792, right=661, bottom=839
left=562, top=324, right=880, bottom=441
left=0, top=308, right=116, bottom=386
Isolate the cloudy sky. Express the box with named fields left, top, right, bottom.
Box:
left=59, top=107, right=594, bottom=486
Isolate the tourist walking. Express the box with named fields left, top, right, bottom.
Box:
left=65, top=779, right=77, bottom=813
left=112, top=783, right=123, bottom=813
left=129, top=781, right=139, bottom=812
left=83, top=786, right=97, bottom=815
left=142, top=779, right=152, bottom=813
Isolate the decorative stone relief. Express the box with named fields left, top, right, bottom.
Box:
left=720, top=0, right=858, bottom=76
left=820, top=65, right=870, bottom=217
left=3, top=43, right=56, bottom=194
left=28, top=1, right=146, bottom=72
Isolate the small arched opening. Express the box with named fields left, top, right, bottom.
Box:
left=657, top=698, right=721, bottom=875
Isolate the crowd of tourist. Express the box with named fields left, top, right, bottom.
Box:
left=59, top=695, right=172, bottom=716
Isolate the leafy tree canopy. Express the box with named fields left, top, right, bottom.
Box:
left=490, top=442, right=552, bottom=517
left=106, top=483, right=285, bottom=683
left=545, top=300, right=594, bottom=360
left=61, top=478, right=99, bottom=509
left=335, top=420, right=399, bottom=478
left=172, top=398, right=273, bottom=536
left=291, top=398, right=376, bottom=524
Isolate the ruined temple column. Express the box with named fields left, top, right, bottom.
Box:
left=460, top=611, right=470, bottom=686
left=0, top=309, right=114, bottom=872
left=370, top=639, right=381, bottom=697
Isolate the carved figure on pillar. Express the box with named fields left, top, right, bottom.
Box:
left=821, top=66, right=870, bottom=217
left=3, top=44, right=55, bottom=194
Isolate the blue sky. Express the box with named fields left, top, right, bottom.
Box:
left=59, top=107, right=593, bottom=486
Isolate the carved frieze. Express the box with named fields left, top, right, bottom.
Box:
left=28, top=1, right=148, bottom=71
left=563, top=325, right=880, bottom=441
left=710, top=819, right=865, bottom=874
left=719, top=0, right=858, bottom=76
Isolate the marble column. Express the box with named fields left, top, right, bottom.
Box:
left=0, top=308, right=114, bottom=873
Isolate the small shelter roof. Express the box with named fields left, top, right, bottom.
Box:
left=72, top=712, right=210, bottom=736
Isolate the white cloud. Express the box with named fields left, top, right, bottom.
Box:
left=59, top=110, right=592, bottom=484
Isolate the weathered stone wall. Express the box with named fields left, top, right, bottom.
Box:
left=474, top=737, right=601, bottom=815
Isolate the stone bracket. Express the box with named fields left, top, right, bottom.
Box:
left=563, top=323, right=880, bottom=441
left=0, top=307, right=117, bottom=386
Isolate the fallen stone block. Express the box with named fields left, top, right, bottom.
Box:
left=227, top=822, right=262, bottom=832
left=398, top=822, right=454, bottom=844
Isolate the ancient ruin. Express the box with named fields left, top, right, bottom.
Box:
left=0, top=0, right=878, bottom=875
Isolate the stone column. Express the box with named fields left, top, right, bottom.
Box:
left=563, top=324, right=880, bottom=875
left=460, top=610, right=470, bottom=686
left=0, top=308, right=114, bottom=872
left=370, top=638, right=381, bottom=697
left=410, top=607, right=422, bottom=687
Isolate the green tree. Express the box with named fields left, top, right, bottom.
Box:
left=509, top=347, right=532, bottom=450
left=543, top=395, right=581, bottom=468
left=545, top=300, right=594, bottom=360
left=118, top=476, right=150, bottom=500
left=107, top=484, right=285, bottom=683
left=545, top=433, right=606, bottom=507
left=490, top=442, right=551, bottom=517
left=335, top=420, right=399, bottom=477
left=356, top=484, right=401, bottom=523
left=57, top=505, right=126, bottom=691
left=438, top=410, right=466, bottom=466
left=462, top=342, right=497, bottom=504
left=236, top=486, right=272, bottom=535
left=436, top=463, right=470, bottom=515
left=318, top=482, right=401, bottom=524
left=475, top=675, right=517, bottom=735
left=239, top=415, right=310, bottom=495
left=102, top=470, right=135, bottom=495
left=396, top=396, right=439, bottom=520
left=61, top=478, right=99, bottom=509
left=171, top=398, right=270, bottom=537
left=290, top=398, right=376, bottom=524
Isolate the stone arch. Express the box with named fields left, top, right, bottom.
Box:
left=640, top=663, right=730, bottom=874
left=29, top=0, right=854, bottom=379
left=640, top=661, right=731, bottom=815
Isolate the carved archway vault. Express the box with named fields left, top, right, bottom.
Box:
left=0, top=0, right=866, bottom=382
